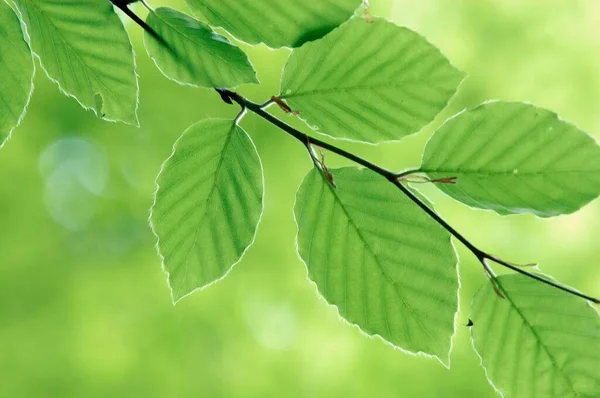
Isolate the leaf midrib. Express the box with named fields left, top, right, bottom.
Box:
left=498, top=281, right=578, bottom=396
left=22, top=0, right=124, bottom=103
left=319, top=171, right=439, bottom=348
left=180, top=124, right=236, bottom=277
left=421, top=168, right=600, bottom=176
left=281, top=81, right=448, bottom=100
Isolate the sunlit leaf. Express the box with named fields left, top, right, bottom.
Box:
left=294, top=167, right=458, bottom=364
left=12, top=0, right=138, bottom=125
left=280, top=18, right=465, bottom=144
left=421, top=101, right=600, bottom=217
left=144, top=7, right=257, bottom=88
left=471, top=274, right=600, bottom=398
left=0, top=0, right=34, bottom=148
left=185, top=0, right=361, bottom=49
left=151, top=119, right=263, bottom=303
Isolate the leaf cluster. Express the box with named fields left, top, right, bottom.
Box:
left=0, top=1, right=599, bottom=396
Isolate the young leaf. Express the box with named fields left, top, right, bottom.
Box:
left=0, top=0, right=34, bottom=148
left=280, top=18, right=465, bottom=144
left=421, top=101, right=600, bottom=217
left=294, top=167, right=459, bottom=364
left=471, top=274, right=600, bottom=398
left=12, top=0, right=138, bottom=125
left=144, top=7, right=258, bottom=88
left=185, top=0, right=362, bottom=49
left=151, top=119, right=263, bottom=303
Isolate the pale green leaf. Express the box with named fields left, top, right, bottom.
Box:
left=144, top=7, right=257, bottom=88
left=0, top=0, right=34, bottom=148
left=151, top=119, right=263, bottom=303
left=280, top=18, right=465, bottom=144
left=421, top=101, right=600, bottom=217
left=294, top=167, right=458, bottom=364
left=471, top=274, right=600, bottom=398
left=185, top=0, right=361, bottom=49
left=12, top=0, right=138, bottom=125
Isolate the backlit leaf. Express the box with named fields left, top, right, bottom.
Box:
left=280, top=18, right=465, bottom=144
left=12, top=0, right=138, bottom=125
left=0, top=0, right=34, bottom=148
left=294, top=167, right=458, bottom=364
left=145, top=7, right=257, bottom=88
left=421, top=101, right=600, bottom=217
left=471, top=274, right=600, bottom=398
left=185, top=0, right=361, bottom=48
left=151, top=119, right=263, bottom=303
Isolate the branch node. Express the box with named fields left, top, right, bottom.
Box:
left=316, top=147, right=337, bottom=188
left=271, top=96, right=299, bottom=115
left=480, top=257, right=505, bottom=299
left=215, top=88, right=234, bottom=105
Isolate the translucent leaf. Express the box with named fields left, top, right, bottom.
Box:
left=151, top=119, right=263, bottom=303
left=144, top=7, right=257, bottom=88
left=294, top=167, right=458, bottom=364
left=12, top=0, right=138, bottom=125
left=280, top=18, right=465, bottom=144
left=185, top=0, right=361, bottom=49
left=0, top=0, right=34, bottom=148
left=421, top=101, right=600, bottom=217
left=471, top=274, right=600, bottom=398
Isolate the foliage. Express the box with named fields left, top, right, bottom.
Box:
left=151, top=119, right=263, bottom=302
left=0, top=0, right=33, bottom=147
left=1, top=0, right=599, bottom=396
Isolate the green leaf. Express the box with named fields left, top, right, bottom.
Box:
left=185, top=0, right=361, bottom=49
left=421, top=101, right=600, bottom=217
left=12, top=0, right=138, bottom=125
left=0, top=0, right=34, bottom=148
left=280, top=18, right=465, bottom=144
left=151, top=119, right=263, bottom=303
left=471, top=274, right=600, bottom=398
left=294, top=167, right=458, bottom=364
left=144, top=7, right=257, bottom=88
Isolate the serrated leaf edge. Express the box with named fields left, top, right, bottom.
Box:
left=0, top=0, right=35, bottom=150
left=278, top=16, right=467, bottom=146
left=143, top=7, right=259, bottom=89
left=419, top=99, right=600, bottom=219
left=148, top=118, right=265, bottom=305
left=292, top=166, right=461, bottom=367
left=11, top=1, right=140, bottom=126
left=184, top=0, right=363, bottom=50
left=468, top=273, right=600, bottom=398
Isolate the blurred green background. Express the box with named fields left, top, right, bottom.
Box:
left=1, top=0, right=599, bottom=396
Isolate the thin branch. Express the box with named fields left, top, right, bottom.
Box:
left=225, top=91, right=397, bottom=179
left=110, top=0, right=167, bottom=47
left=221, top=89, right=600, bottom=305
